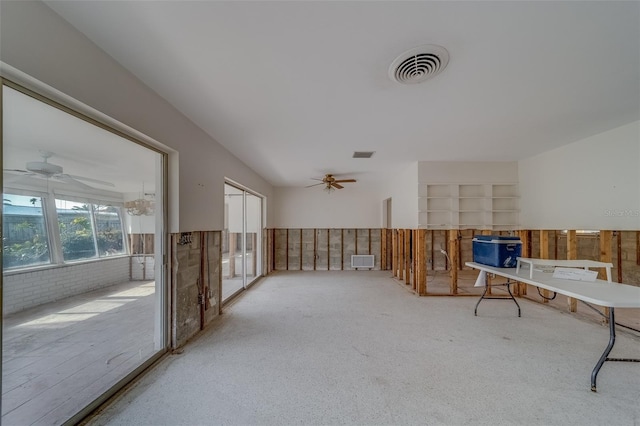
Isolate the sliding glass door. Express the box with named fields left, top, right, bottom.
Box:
left=222, top=183, right=262, bottom=303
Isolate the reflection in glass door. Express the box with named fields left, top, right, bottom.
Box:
left=222, top=183, right=262, bottom=304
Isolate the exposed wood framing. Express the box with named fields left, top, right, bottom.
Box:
left=327, top=229, right=330, bottom=270
left=299, top=229, right=303, bottom=270
left=539, top=230, right=550, bottom=302
left=313, top=229, right=317, bottom=270
left=600, top=230, right=612, bottom=321
left=341, top=229, right=344, bottom=271
left=398, top=230, right=405, bottom=280
left=392, top=230, right=398, bottom=277
left=617, top=231, right=622, bottom=283
left=566, top=229, right=577, bottom=312
left=416, top=229, right=427, bottom=295
left=448, top=230, right=458, bottom=294
left=405, top=229, right=411, bottom=285
left=430, top=231, right=435, bottom=271
left=285, top=229, right=289, bottom=271
left=381, top=229, right=387, bottom=270
left=481, top=230, right=493, bottom=295
left=355, top=228, right=358, bottom=255
left=517, top=230, right=531, bottom=296
left=637, top=231, right=640, bottom=266
left=369, top=229, right=372, bottom=255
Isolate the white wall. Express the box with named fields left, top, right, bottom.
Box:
left=272, top=186, right=382, bottom=228
left=3, top=257, right=130, bottom=314
left=418, top=161, right=518, bottom=183
left=380, top=163, right=419, bottom=229
left=519, top=121, right=640, bottom=230
left=0, top=1, right=273, bottom=233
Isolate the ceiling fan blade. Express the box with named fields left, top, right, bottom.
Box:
left=305, top=182, right=325, bottom=188
left=66, top=174, right=115, bottom=187
left=3, top=169, right=32, bottom=175
left=331, top=182, right=344, bottom=189
left=55, top=175, right=99, bottom=190
left=333, top=179, right=356, bottom=183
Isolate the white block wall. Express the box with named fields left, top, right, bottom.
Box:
left=3, top=257, right=130, bottom=315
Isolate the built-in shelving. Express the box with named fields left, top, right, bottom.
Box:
left=418, top=183, right=519, bottom=230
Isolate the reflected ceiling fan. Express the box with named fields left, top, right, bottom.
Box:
left=306, top=174, right=356, bottom=191
left=3, top=151, right=115, bottom=189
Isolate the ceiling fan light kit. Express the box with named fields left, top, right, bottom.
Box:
left=306, top=174, right=356, bottom=193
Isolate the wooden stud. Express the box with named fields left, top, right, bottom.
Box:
left=299, top=229, right=303, bottom=270
left=381, top=229, right=387, bottom=270
left=636, top=231, right=640, bottom=266
left=430, top=230, right=435, bottom=271
left=481, top=229, right=493, bottom=295
left=392, top=230, right=397, bottom=277
left=449, top=230, right=458, bottom=294
left=341, top=229, right=344, bottom=270
left=517, top=230, right=531, bottom=296
left=327, top=229, right=330, bottom=270
left=599, top=230, right=612, bottom=280
left=313, top=229, right=317, bottom=271
left=567, top=230, right=577, bottom=312
left=405, top=229, right=411, bottom=285
left=369, top=228, right=372, bottom=255
left=417, top=229, right=427, bottom=295
left=398, top=230, right=404, bottom=280
left=285, top=229, right=289, bottom=271
left=553, top=230, right=558, bottom=260
left=539, top=230, right=550, bottom=302
left=617, top=231, right=622, bottom=283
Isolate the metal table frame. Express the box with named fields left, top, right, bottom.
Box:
left=466, top=261, right=640, bottom=392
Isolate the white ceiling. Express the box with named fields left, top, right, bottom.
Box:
left=44, top=1, right=639, bottom=188
left=3, top=86, right=158, bottom=194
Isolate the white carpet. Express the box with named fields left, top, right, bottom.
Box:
left=87, top=271, right=640, bottom=426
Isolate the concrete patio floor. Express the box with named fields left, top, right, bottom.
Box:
left=2, top=280, right=158, bottom=426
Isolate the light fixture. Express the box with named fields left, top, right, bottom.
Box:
left=324, top=183, right=335, bottom=193
left=125, top=183, right=155, bottom=216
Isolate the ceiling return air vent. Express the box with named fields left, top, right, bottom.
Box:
left=352, top=151, right=375, bottom=159
left=389, top=44, right=449, bottom=84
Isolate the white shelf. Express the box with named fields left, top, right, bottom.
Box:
left=417, top=183, right=519, bottom=230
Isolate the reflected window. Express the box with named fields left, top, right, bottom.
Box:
left=2, top=194, right=51, bottom=268
left=94, top=204, right=125, bottom=256
left=56, top=199, right=97, bottom=261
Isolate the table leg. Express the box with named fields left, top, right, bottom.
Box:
left=591, top=308, right=616, bottom=392
left=474, top=279, right=521, bottom=317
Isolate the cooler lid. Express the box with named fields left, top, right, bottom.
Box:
left=473, top=235, right=522, bottom=243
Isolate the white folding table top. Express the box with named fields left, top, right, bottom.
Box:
left=466, top=262, right=640, bottom=308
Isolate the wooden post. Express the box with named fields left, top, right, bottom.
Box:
left=481, top=229, right=492, bottom=295
left=599, top=230, right=612, bottom=321
left=285, top=229, right=289, bottom=271
left=405, top=229, right=411, bottom=285
left=617, top=231, right=622, bottom=283
left=398, top=230, right=405, bottom=281
left=313, top=229, right=317, bottom=270
left=539, top=230, right=550, bottom=302
left=369, top=229, right=372, bottom=255
left=299, top=229, right=303, bottom=270
left=392, top=230, right=398, bottom=277
left=417, top=229, right=427, bottom=295
left=449, top=230, right=458, bottom=294
left=354, top=228, right=358, bottom=255
left=327, top=229, right=330, bottom=270
left=567, top=230, right=577, bottom=312
left=381, top=229, right=387, bottom=270
left=517, top=230, right=530, bottom=296
left=341, top=229, right=344, bottom=270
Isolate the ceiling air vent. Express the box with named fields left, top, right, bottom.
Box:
left=353, top=151, right=375, bottom=159
left=389, top=45, right=449, bottom=84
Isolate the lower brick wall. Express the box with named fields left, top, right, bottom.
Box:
left=3, top=257, right=131, bottom=315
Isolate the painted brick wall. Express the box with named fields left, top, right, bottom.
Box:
left=3, top=257, right=130, bottom=315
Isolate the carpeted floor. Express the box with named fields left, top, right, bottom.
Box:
left=87, top=271, right=640, bottom=426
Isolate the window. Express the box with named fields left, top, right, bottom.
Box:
left=55, top=199, right=127, bottom=262
left=2, top=194, right=51, bottom=269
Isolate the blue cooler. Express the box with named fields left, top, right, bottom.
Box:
left=472, top=235, right=522, bottom=268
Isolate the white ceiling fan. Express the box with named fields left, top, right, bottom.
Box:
left=3, top=151, right=115, bottom=189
